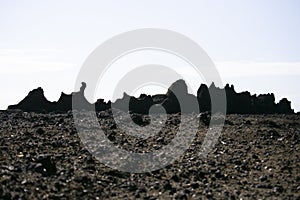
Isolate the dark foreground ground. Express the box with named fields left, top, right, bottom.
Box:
left=0, top=110, right=299, bottom=199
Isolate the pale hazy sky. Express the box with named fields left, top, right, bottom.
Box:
left=0, top=0, right=299, bottom=111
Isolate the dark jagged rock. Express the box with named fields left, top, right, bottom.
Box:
left=129, top=94, right=154, bottom=114
left=113, top=92, right=131, bottom=112
left=197, top=83, right=294, bottom=114
left=8, top=80, right=294, bottom=114
left=9, top=82, right=109, bottom=112
left=111, top=79, right=198, bottom=114
left=7, top=87, right=55, bottom=112
left=162, top=79, right=198, bottom=113
left=197, top=84, right=211, bottom=112
left=224, top=84, right=252, bottom=114
left=113, top=93, right=157, bottom=114
left=276, top=98, right=293, bottom=114
left=95, top=99, right=111, bottom=111
left=56, top=92, right=73, bottom=111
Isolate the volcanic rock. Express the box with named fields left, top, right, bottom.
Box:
left=8, top=80, right=294, bottom=114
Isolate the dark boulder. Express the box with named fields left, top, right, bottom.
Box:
left=276, top=98, right=293, bottom=114
left=197, top=84, right=211, bottom=112
left=8, top=87, right=55, bottom=112
left=162, top=79, right=199, bottom=113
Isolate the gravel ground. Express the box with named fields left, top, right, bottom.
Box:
left=0, top=110, right=299, bottom=199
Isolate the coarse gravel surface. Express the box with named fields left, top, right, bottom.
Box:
left=1, top=110, right=299, bottom=199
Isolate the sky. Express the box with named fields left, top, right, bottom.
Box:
left=0, top=0, right=299, bottom=111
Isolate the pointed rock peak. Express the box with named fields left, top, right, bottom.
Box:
left=209, top=82, right=216, bottom=89
left=23, top=87, right=48, bottom=101
left=80, top=82, right=86, bottom=94
left=29, top=87, right=44, bottom=95
left=197, top=83, right=209, bottom=97
left=225, top=84, right=235, bottom=91
left=58, top=92, right=71, bottom=100
left=7, top=87, right=52, bottom=111
left=167, top=79, right=188, bottom=96
left=123, top=92, right=130, bottom=98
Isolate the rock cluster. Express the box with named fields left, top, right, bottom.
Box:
left=198, top=83, right=294, bottom=114
left=8, top=80, right=294, bottom=114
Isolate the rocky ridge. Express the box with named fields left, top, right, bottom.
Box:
left=8, top=80, right=294, bottom=114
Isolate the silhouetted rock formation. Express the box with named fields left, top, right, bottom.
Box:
left=162, top=80, right=198, bottom=113
left=111, top=80, right=198, bottom=114
left=8, top=80, right=294, bottom=114
left=8, top=87, right=55, bottom=112
left=9, top=82, right=97, bottom=112
left=95, top=99, right=111, bottom=111
left=197, top=84, right=211, bottom=112
left=197, top=83, right=294, bottom=114
left=129, top=94, right=154, bottom=114
left=276, top=98, right=293, bottom=114
left=113, top=92, right=131, bottom=112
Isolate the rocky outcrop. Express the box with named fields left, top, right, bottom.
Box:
left=8, top=82, right=109, bottom=112
left=8, top=80, right=294, bottom=114
left=197, top=84, right=211, bottom=112
left=276, top=98, right=293, bottom=114
left=8, top=87, right=55, bottom=112
left=161, top=80, right=198, bottom=113
left=197, top=83, right=294, bottom=114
